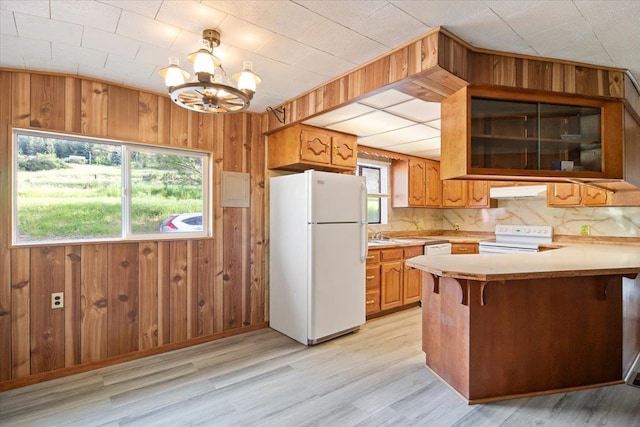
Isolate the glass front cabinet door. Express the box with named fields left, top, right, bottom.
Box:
left=441, top=86, right=623, bottom=181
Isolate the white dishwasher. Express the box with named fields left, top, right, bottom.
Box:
left=423, top=239, right=452, bottom=255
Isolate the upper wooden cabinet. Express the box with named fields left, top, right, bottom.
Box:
left=268, top=124, right=357, bottom=172
left=547, top=183, right=640, bottom=207
left=441, top=86, right=624, bottom=182
left=392, top=157, right=442, bottom=207
left=442, top=180, right=497, bottom=208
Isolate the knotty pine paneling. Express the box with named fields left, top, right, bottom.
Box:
left=30, top=246, right=65, bottom=374
left=0, top=71, right=12, bottom=382
left=139, top=242, right=159, bottom=350
left=81, top=80, right=108, bottom=136
left=0, top=70, right=266, bottom=390
left=169, top=241, right=188, bottom=343
left=30, top=74, right=65, bottom=130
left=81, top=244, right=108, bottom=363
left=107, top=85, right=139, bottom=141
left=10, top=248, right=30, bottom=379
left=107, top=244, right=139, bottom=356
left=64, top=246, right=82, bottom=367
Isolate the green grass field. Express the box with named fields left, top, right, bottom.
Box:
left=16, top=164, right=202, bottom=241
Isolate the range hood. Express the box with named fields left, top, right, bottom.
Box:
left=489, top=185, right=547, bottom=199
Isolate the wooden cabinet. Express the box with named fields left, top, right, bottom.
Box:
left=402, top=246, right=424, bottom=304
left=547, top=182, right=640, bottom=207
left=392, top=157, right=441, bottom=207
left=366, top=245, right=424, bottom=317
left=380, top=248, right=404, bottom=311
left=268, top=124, right=357, bottom=172
left=451, top=242, right=479, bottom=255
left=365, top=250, right=382, bottom=315
left=441, top=86, right=623, bottom=182
left=442, top=180, right=497, bottom=208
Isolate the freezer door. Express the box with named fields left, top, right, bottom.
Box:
left=307, top=170, right=366, bottom=224
left=308, top=223, right=365, bottom=342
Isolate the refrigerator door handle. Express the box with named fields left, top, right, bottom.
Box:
left=360, top=181, right=368, bottom=263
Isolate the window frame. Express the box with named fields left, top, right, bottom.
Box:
left=357, top=158, right=390, bottom=225
left=11, top=127, right=212, bottom=246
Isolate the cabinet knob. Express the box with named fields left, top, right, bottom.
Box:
left=458, top=248, right=469, bottom=252
left=366, top=300, right=375, bottom=305
left=366, top=275, right=375, bottom=280
left=366, top=256, right=375, bottom=260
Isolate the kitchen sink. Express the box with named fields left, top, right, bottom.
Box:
left=368, top=238, right=423, bottom=246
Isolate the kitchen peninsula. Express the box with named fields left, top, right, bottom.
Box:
left=407, top=245, right=640, bottom=403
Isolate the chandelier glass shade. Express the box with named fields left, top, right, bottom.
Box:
left=158, top=29, right=261, bottom=114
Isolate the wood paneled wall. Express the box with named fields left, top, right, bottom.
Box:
left=265, top=28, right=629, bottom=133
left=0, top=70, right=266, bottom=390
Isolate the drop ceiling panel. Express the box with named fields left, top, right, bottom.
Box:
left=304, top=103, right=377, bottom=128
left=384, top=98, right=440, bottom=122
left=156, top=1, right=226, bottom=35
left=359, top=89, right=414, bottom=109
left=116, top=11, right=179, bottom=49
left=358, top=125, right=440, bottom=148
left=325, top=111, right=415, bottom=137
left=82, top=28, right=141, bottom=60
left=14, top=13, right=83, bottom=46
left=51, top=1, right=121, bottom=33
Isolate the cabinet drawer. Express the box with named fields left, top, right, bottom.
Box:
left=365, top=266, right=380, bottom=290
left=403, top=245, right=424, bottom=258
left=365, top=290, right=380, bottom=315
left=366, top=250, right=380, bottom=265
left=380, top=248, right=403, bottom=262
left=451, top=243, right=478, bottom=254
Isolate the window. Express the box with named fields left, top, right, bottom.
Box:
left=357, top=159, right=390, bottom=225
left=12, top=128, right=210, bottom=245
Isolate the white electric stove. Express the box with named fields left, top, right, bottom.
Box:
left=479, top=225, right=553, bottom=254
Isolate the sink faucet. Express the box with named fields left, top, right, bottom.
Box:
left=373, top=231, right=386, bottom=240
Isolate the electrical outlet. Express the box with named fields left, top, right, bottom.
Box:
left=580, top=224, right=591, bottom=236
left=454, top=223, right=460, bottom=231
left=51, top=292, right=64, bottom=309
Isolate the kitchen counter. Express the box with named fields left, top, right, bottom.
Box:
left=407, top=242, right=640, bottom=404
left=406, top=243, right=640, bottom=281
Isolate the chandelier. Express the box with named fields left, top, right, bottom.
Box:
left=158, top=29, right=261, bottom=114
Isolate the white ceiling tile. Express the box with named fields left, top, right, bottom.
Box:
left=503, top=1, right=584, bottom=39
left=156, top=1, right=227, bottom=36
left=391, top=1, right=490, bottom=27
left=1, top=10, right=16, bottom=35
left=0, top=53, right=24, bottom=69
left=258, top=1, right=326, bottom=41
left=79, top=63, right=127, bottom=84
left=304, top=103, right=377, bottom=127
left=100, top=1, right=162, bottom=18
left=201, top=0, right=276, bottom=25
left=136, top=43, right=185, bottom=72
left=51, top=1, right=121, bottom=33
left=24, top=57, right=79, bottom=75
left=348, top=3, right=431, bottom=49
left=83, top=28, right=141, bottom=60
left=387, top=138, right=442, bottom=157
left=218, top=15, right=276, bottom=53
left=0, top=0, right=49, bottom=18
left=448, top=9, right=531, bottom=53
left=15, top=12, right=83, bottom=46
left=52, top=42, right=108, bottom=68
left=384, top=99, right=440, bottom=122
left=104, top=54, right=157, bottom=81
left=527, top=21, right=601, bottom=58
left=0, top=34, right=50, bottom=59
left=291, top=48, right=357, bottom=77
left=359, top=89, right=413, bottom=109
left=358, top=125, right=440, bottom=147
left=167, top=30, right=203, bottom=59
left=425, top=119, right=441, bottom=130
left=292, top=0, right=388, bottom=29
left=116, top=10, right=180, bottom=49
left=256, top=34, right=309, bottom=66
left=326, top=111, right=415, bottom=137
left=486, top=0, right=544, bottom=18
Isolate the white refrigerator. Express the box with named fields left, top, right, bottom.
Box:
left=270, top=170, right=368, bottom=345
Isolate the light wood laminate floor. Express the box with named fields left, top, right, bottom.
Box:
left=1, top=308, right=639, bottom=426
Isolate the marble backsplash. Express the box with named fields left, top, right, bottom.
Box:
left=371, top=199, right=640, bottom=237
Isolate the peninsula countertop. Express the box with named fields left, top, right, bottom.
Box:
left=406, top=243, right=640, bottom=281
